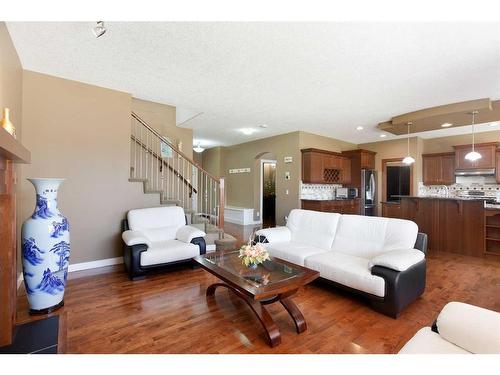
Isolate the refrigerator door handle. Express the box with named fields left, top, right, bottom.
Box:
left=370, top=172, right=376, bottom=204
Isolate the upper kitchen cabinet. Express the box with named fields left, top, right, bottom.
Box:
left=497, top=150, right=500, bottom=183
left=301, top=148, right=351, bottom=184
left=422, top=152, right=455, bottom=185
left=343, top=149, right=376, bottom=170
left=454, top=142, right=498, bottom=170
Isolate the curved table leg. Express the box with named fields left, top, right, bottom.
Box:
left=280, top=296, right=307, bottom=334
left=206, top=282, right=281, bottom=347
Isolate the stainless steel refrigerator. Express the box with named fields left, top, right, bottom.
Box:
left=361, top=169, right=377, bottom=216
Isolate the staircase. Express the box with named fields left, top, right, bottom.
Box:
left=129, top=112, right=225, bottom=240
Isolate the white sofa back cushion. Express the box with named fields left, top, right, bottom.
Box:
left=127, top=206, right=186, bottom=241
left=331, top=215, right=418, bottom=259
left=286, top=209, right=341, bottom=250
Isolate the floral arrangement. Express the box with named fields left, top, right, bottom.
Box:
left=238, top=240, right=270, bottom=268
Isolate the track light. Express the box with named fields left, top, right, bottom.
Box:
left=92, top=21, right=107, bottom=38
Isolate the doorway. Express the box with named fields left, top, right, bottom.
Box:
left=261, top=160, right=276, bottom=227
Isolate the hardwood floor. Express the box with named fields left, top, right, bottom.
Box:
left=15, top=248, right=500, bottom=354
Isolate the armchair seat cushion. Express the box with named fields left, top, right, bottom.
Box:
left=265, top=242, right=329, bottom=266
left=140, top=240, right=200, bottom=267
left=369, top=249, right=425, bottom=272
left=398, top=327, right=469, bottom=354
left=305, top=252, right=385, bottom=297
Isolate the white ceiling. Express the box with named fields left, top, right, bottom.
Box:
left=6, top=22, right=500, bottom=147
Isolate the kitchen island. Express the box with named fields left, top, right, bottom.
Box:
left=301, top=199, right=360, bottom=214
left=399, top=196, right=490, bottom=257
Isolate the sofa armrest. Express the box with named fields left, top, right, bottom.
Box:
left=369, top=249, right=425, bottom=272
left=370, top=259, right=426, bottom=318
left=435, top=302, right=500, bottom=354
left=414, top=233, right=428, bottom=254
left=122, top=230, right=151, bottom=247
left=176, top=225, right=206, bottom=243
left=255, top=227, right=291, bottom=243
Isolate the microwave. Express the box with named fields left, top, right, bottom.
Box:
left=336, top=187, right=358, bottom=199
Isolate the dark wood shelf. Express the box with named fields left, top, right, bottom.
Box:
left=486, top=224, right=500, bottom=228
left=485, top=237, right=500, bottom=242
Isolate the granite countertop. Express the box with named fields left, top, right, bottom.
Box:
left=396, top=195, right=495, bottom=202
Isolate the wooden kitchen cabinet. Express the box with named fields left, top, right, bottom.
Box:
left=422, top=152, right=455, bottom=185
left=454, top=142, right=497, bottom=170
left=301, top=199, right=360, bottom=214
left=381, top=202, right=401, bottom=219
left=301, top=148, right=351, bottom=184
left=496, top=150, right=500, bottom=183
left=400, top=197, right=485, bottom=257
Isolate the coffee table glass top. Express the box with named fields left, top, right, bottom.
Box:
left=203, top=251, right=305, bottom=288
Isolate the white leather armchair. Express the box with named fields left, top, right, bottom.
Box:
left=399, top=302, right=500, bottom=354
left=122, top=206, right=206, bottom=280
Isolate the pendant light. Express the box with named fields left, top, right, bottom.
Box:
left=402, top=121, right=415, bottom=165
left=465, top=110, right=482, bottom=161
left=193, top=143, right=205, bottom=153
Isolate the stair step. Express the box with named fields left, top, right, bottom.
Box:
left=144, top=190, right=163, bottom=194
left=161, top=199, right=181, bottom=206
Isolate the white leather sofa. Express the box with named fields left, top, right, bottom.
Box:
left=399, top=302, right=500, bottom=354
left=121, top=206, right=207, bottom=279
left=255, top=209, right=427, bottom=317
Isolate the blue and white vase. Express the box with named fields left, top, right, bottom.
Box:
left=21, top=178, right=70, bottom=315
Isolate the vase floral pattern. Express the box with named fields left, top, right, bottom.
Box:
left=21, top=178, right=70, bottom=313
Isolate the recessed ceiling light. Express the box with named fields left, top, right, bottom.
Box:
left=259, top=124, right=268, bottom=128
left=356, top=126, right=364, bottom=131
left=380, top=134, right=387, bottom=138
left=441, top=123, right=453, bottom=128
left=240, top=128, right=257, bottom=135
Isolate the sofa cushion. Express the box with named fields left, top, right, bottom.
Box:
left=436, top=302, right=500, bottom=354
left=398, top=327, right=470, bottom=354
left=140, top=239, right=199, bottom=266
left=368, top=249, right=425, bottom=271
left=264, top=242, right=329, bottom=266
left=286, top=209, right=341, bottom=250
left=305, top=251, right=386, bottom=297
left=127, top=206, right=185, bottom=231
left=331, top=215, right=418, bottom=259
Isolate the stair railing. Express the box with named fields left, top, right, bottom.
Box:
left=130, top=112, right=224, bottom=229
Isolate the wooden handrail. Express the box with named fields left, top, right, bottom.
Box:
left=131, top=134, right=197, bottom=195
left=131, top=112, right=220, bottom=182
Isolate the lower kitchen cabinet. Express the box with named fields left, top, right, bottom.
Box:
left=381, top=202, right=401, bottom=219
left=301, top=199, right=360, bottom=214
left=400, top=197, right=485, bottom=257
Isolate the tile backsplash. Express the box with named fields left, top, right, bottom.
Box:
left=419, top=175, right=500, bottom=197
left=300, top=183, right=341, bottom=200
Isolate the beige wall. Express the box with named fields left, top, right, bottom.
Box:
left=422, top=129, right=500, bottom=154
left=201, top=146, right=225, bottom=178
left=212, top=132, right=301, bottom=225
left=298, top=131, right=356, bottom=152
left=0, top=22, right=24, bottom=274
left=132, top=98, right=193, bottom=159
left=20, top=71, right=160, bottom=264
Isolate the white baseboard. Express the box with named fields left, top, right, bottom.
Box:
left=16, top=256, right=124, bottom=289
left=68, top=256, right=123, bottom=272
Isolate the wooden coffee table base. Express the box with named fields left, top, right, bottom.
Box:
left=206, top=283, right=307, bottom=347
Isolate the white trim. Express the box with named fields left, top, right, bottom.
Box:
left=68, top=257, right=123, bottom=272
left=16, top=256, right=124, bottom=289
left=260, top=159, right=277, bottom=224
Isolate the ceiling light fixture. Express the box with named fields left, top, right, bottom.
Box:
left=356, top=126, right=364, bottom=131
left=193, top=143, right=205, bottom=153
left=240, top=128, right=257, bottom=135
left=259, top=124, right=268, bottom=128
left=402, top=122, right=415, bottom=165
left=92, top=21, right=107, bottom=38
left=441, top=123, right=453, bottom=128
left=465, top=110, right=482, bottom=162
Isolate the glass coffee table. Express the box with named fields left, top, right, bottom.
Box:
left=194, top=251, right=319, bottom=347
